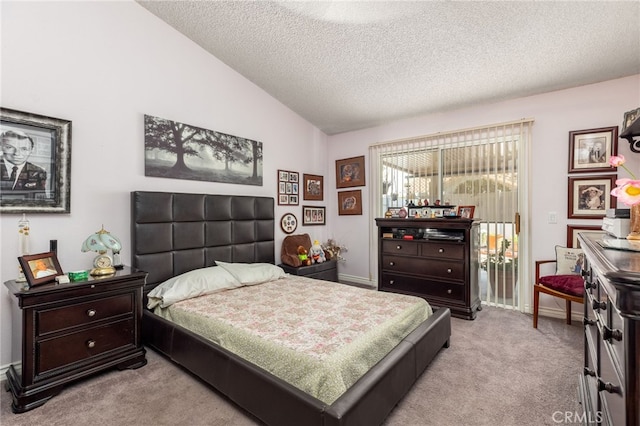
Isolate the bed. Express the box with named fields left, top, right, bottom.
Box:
left=131, top=190, right=451, bottom=426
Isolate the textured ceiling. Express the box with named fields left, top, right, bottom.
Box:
left=136, top=1, right=640, bottom=135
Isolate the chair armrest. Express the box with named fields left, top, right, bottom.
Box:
left=535, top=260, right=556, bottom=282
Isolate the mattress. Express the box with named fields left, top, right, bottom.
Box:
left=153, top=275, right=432, bottom=404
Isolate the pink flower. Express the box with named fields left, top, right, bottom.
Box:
left=609, top=156, right=639, bottom=206
left=609, top=155, right=626, bottom=167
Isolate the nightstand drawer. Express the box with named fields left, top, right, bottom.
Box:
left=38, top=293, right=133, bottom=335
left=37, top=318, right=135, bottom=375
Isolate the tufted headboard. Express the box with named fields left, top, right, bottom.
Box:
left=131, top=191, right=275, bottom=292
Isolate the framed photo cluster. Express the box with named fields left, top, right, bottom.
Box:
left=566, top=126, right=618, bottom=247
left=336, top=155, right=365, bottom=216
left=566, top=126, right=618, bottom=219
left=277, top=169, right=299, bottom=206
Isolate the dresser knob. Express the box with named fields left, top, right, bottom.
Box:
left=447, top=289, right=452, bottom=294
left=583, top=367, right=596, bottom=377
left=585, top=281, right=596, bottom=290
left=592, top=300, right=606, bottom=311
left=583, top=317, right=595, bottom=326
left=389, top=261, right=395, bottom=266
left=447, top=268, right=452, bottom=273
left=438, top=248, right=444, bottom=253
left=597, top=379, right=620, bottom=394
left=603, top=326, right=623, bottom=342
left=87, top=309, right=96, bottom=317
left=87, top=340, right=96, bottom=349
left=389, top=280, right=395, bottom=285
left=396, top=245, right=401, bottom=250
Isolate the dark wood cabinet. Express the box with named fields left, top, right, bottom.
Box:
left=578, top=233, right=640, bottom=426
left=4, top=267, right=147, bottom=413
left=278, top=259, right=338, bottom=282
left=376, top=218, right=481, bottom=320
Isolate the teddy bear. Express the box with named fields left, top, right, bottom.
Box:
left=297, top=245, right=312, bottom=266
left=309, top=239, right=326, bottom=264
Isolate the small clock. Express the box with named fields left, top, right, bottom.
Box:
left=90, top=253, right=116, bottom=276
left=280, top=213, right=298, bottom=234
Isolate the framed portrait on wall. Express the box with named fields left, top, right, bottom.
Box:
left=568, top=175, right=616, bottom=219
left=335, top=156, right=365, bottom=188
left=303, top=174, right=323, bottom=201
left=566, top=225, right=607, bottom=248
left=302, top=205, right=326, bottom=225
left=338, top=190, right=362, bottom=215
left=1, top=108, right=72, bottom=214
left=567, top=126, right=618, bottom=174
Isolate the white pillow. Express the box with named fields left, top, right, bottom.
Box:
left=147, top=266, right=241, bottom=309
left=215, top=261, right=286, bottom=285
left=555, top=246, right=584, bottom=275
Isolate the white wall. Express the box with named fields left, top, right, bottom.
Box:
left=0, top=1, right=328, bottom=367
left=326, top=74, right=640, bottom=309
left=1, top=0, right=639, bottom=369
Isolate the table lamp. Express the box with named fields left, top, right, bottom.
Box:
left=81, top=225, right=122, bottom=276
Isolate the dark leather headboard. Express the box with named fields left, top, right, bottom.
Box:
left=131, top=191, right=275, bottom=290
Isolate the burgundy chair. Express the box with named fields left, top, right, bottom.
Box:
left=532, top=259, right=584, bottom=328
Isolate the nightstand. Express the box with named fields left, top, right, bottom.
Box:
left=4, top=267, right=147, bottom=413
left=279, top=259, right=338, bottom=282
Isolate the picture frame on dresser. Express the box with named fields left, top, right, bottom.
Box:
left=567, top=175, right=616, bottom=219
left=0, top=107, right=72, bottom=214
left=18, top=251, right=63, bottom=287
left=567, top=126, right=618, bottom=174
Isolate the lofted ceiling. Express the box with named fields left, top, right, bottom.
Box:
left=136, top=1, right=640, bottom=135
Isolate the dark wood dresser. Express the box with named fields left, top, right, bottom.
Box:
left=578, top=233, right=640, bottom=426
left=4, top=267, right=147, bottom=413
left=375, top=218, right=481, bottom=319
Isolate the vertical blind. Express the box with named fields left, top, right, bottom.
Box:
left=369, top=119, right=534, bottom=310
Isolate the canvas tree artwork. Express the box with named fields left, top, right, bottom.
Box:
left=144, top=114, right=263, bottom=186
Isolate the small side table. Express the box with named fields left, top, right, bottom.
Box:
left=279, top=259, right=338, bottom=282
left=4, top=267, right=147, bottom=413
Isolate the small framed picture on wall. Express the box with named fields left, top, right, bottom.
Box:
left=568, top=126, right=618, bottom=174
left=277, top=169, right=299, bottom=205
left=303, top=174, right=323, bottom=201
left=568, top=175, right=616, bottom=219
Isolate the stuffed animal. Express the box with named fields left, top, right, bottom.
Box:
left=309, top=240, right=326, bottom=264
left=297, top=245, right=312, bottom=266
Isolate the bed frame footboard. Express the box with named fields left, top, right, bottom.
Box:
left=142, top=307, right=450, bottom=426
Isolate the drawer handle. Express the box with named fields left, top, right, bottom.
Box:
left=597, top=379, right=620, bottom=394
left=396, top=245, right=402, bottom=250
left=592, top=300, right=606, bottom=311
left=583, top=317, right=596, bottom=326
left=438, top=248, right=444, bottom=253
left=583, top=367, right=596, bottom=377
left=87, top=309, right=97, bottom=317
left=603, top=326, right=623, bottom=342
left=87, top=340, right=96, bottom=349
left=585, top=281, right=596, bottom=290
left=446, top=268, right=452, bottom=274
left=389, top=261, right=395, bottom=266
left=389, top=280, right=395, bottom=285
left=447, top=289, right=452, bottom=294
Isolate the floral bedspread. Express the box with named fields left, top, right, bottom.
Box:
left=154, top=275, right=432, bottom=404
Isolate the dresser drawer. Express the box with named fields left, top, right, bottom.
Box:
left=38, top=293, right=134, bottom=336
left=599, top=344, right=625, bottom=426
left=382, top=240, right=418, bottom=256
left=420, top=242, right=464, bottom=260
left=36, top=318, right=135, bottom=375
left=381, top=255, right=464, bottom=281
left=381, top=272, right=465, bottom=302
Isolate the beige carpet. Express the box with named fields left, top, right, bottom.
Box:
left=0, top=306, right=583, bottom=426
